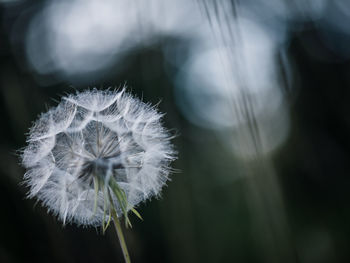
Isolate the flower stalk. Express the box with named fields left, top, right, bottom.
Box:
left=92, top=170, right=142, bottom=263
left=111, top=208, right=131, bottom=263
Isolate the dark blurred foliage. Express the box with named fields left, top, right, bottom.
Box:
left=1, top=0, right=350, bottom=263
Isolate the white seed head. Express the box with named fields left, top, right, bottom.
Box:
left=21, top=88, right=176, bottom=226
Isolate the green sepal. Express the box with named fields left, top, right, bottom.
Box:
left=130, top=207, right=143, bottom=221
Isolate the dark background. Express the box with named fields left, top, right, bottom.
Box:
left=1, top=0, right=350, bottom=262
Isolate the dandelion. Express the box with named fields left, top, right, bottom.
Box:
left=21, top=88, right=176, bottom=263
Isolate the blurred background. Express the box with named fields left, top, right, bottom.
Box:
left=1, top=0, right=350, bottom=262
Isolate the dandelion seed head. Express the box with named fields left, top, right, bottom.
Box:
left=21, top=88, right=176, bottom=226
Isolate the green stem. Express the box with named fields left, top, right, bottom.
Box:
left=111, top=208, right=131, bottom=263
